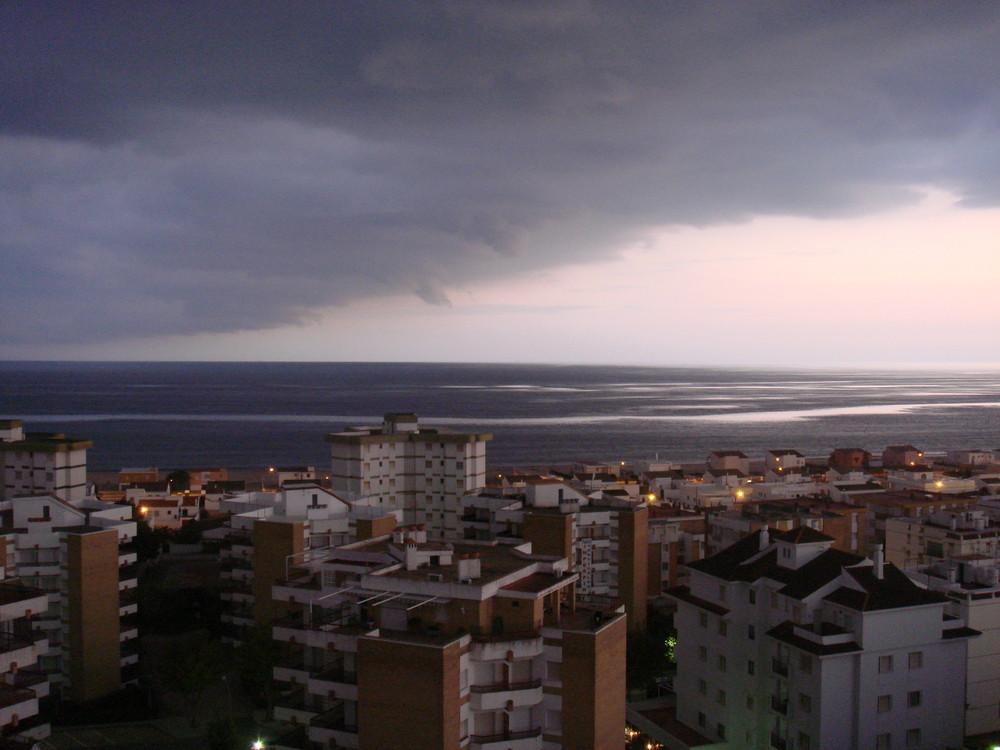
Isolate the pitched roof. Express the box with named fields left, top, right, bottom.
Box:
left=773, top=526, right=834, bottom=544
left=823, top=564, right=947, bottom=611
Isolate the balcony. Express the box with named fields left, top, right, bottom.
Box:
left=308, top=704, right=358, bottom=749
left=2, top=670, right=48, bottom=700
left=308, top=665, right=358, bottom=702
left=273, top=655, right=325, bottom=685
left=469, top=728, right=542, bottom=750
left=272, top=612, right=374, bottom=653
left=0, top=687, right=37, bottom=729
left=770, top=695, right=788, bottom=715
left=469, top=679, right=543, bottom=711
left=771, top=657, right=788, bottom=676
left=273, top=690, right=318, bottom=725
left=0, top=633, right=47, bottom=673
left=118, top=563, right=140, bottom=583
left=0, top=586, right=48, bottom=622
left=770, top=733, right=788, bottom=749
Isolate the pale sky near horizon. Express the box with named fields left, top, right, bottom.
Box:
left=3, top=2, right=1000, bottom=365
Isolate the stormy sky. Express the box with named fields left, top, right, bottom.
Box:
left=3, top=1, right=999, bottom=364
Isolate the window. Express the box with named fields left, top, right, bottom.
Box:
left=908, top=651, right=923, bottom=669
left=800, top=654, right=812, bottom=674
left=718, top=620, right=727, bottom=636
left=749, top=589, right=756, bottom=604
left=907, top=691, right=921, bottom=707
left=746, top=694, right=755, bottom=710
left=699, top=646, right=707, bottom=662
left=700, top=612, right=708, bottom=628
left=698, top=679, right=706, bottom=695
left=717, top=655, right=727, bottom=672
left=876, top=733, right=892, bottom=750
left=799, top=693, right=812, bottom=713
left=771, top=591, right=779, bottom=607
left=747, top=660, right=755, bottom=675
left=717, top=723, right=726, bottom=740
left=879, top=655, right=893, bottom=673
left=697, top=712, right=706, bottom=728
left=905, top=729, right=920, bottom=748
left=878, top=695, right=892, bottom=713
left=798, top=732, right=811, bottom=750
left=748, top=624, right=756, bottom=640
left=717, top=689, right=726, bottom=706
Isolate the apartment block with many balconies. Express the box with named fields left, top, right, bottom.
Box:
left=326, top=413, right=491, bottom=541
left=269, top=527, right=626, bottom=750
left=668, top=526, right=975, bottom=750
left=1, top=494, right=138, bottom=702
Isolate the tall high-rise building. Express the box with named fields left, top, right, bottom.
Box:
left=1, top=421, right=90, bottom=503
left=326, top=413, right=491, bottom=540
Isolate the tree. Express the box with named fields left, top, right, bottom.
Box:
left=158, top=633, right=227, bottom=727
left=236, top=624, right=286, bottom=712
left=166, top=469, right=190, bottom=492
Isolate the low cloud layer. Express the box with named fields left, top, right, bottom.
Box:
left=2, top=1, right=999, bottom=345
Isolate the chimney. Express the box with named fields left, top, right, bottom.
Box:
left=404, top=537, right=419, bottom=571
left=759, top=523, right=770, bottom=550
left=457, top=553, right=481, bottom=581
left=872, top=544, right=884, bottom=580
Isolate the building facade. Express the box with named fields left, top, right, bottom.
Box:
left=669, top=526, right=974, bottom=750
left=326, top=413, right=491, bottom=540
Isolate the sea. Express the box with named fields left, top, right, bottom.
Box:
left=0, top=361, right=998, bottom=471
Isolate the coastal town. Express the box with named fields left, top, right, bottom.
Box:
left=2, top=414, right=1000, bottom=750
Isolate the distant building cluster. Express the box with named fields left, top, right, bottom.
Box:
left=2, top=413, right=1000, bottom=749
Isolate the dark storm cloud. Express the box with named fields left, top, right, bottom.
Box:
left=2, top=1, right=999, bottom=344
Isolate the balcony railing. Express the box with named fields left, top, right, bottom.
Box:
left=0, top=687, right=34, bottom=709
left=771, top=657, right=788, bottom=676
left=0, top=632, right=45, bottom=655
left=0, top=584, right=47, bottom=607
left=470, top=678, right=542, bottom=694
left=470, top=728, right=541, bottom=744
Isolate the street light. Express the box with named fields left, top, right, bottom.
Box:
left=251, top=741, right=265, bottom=750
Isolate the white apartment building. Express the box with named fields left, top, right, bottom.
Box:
left=4, top=494, right=138, bottom=701
left=906, top=555, right=1000, bottom=737
left=1, top=421, right=90, bottom=503
left=0, top=571, right=51, bottom=747
left=326, top=413, right=491, bottom=540
left=669, top=526, right=974, bottom=750
left=883, top=467, right=978, bottom=494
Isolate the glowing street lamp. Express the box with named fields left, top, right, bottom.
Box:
left=251, top=741, right=265, bottom=750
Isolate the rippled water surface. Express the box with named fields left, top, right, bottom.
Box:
left=1, top=362, right=998, bottom=469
